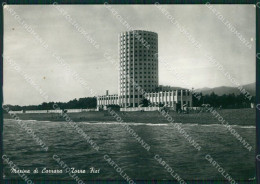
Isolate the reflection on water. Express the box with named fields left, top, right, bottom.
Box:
left=3, top=119, right=256, bottom=180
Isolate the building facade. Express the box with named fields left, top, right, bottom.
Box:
left=97, top=94, right=119, bottom=108
left=145, top=90, right=192, bottom=109
left=97, top=30, right=192, bottom=110
left=119, top=30, right=158, bottom=107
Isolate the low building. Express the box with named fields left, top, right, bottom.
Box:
left=145, top=89, right=192, bottom=109
left=97, top=94, right=119, bottom=110
left=97, top=89, right=192, bottom=111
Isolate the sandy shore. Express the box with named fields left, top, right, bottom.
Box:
left=4, top=108, right=255, bottom=126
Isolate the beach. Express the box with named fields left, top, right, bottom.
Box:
left=4, top=108, right=255, bottom=126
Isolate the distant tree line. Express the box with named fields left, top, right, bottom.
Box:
left=3, top=93, right=255, bottom=112
left=4, top=97, right=97, bottom=111
left=193, top=92, right=255, bottom=109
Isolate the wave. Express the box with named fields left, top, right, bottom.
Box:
left=25, top=120, right=37, bottom=122
left=232, top=125, right=255, bottom=129
left=185, top=123, right=199, bottom=126
left=4, top=119, right=255, bottom=128
left=146, top=123, right=168, bottom=126
left=80, top=122, right=168, bottom=126
left=201, top=124, right=222, bottom=127
left=4, top=119, right=37, bottom=122
left=200, top=124, right=255, bottom=129
left=80, top=122, right=255, bottom=128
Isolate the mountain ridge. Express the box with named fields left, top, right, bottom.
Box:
left=195, top=82, right=255, bottom=96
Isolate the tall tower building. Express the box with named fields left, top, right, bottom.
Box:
left=97, top=30, right=192, bottom=110
left=119, top=30, right=158, bottom=107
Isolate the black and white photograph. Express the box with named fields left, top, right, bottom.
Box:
left=1, top=1, right=259, bottom=183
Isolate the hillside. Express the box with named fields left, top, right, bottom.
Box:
left=196, top=82, right=255, bottom=96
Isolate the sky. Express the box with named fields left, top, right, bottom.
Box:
left=3, top=4, right=256, bottom=105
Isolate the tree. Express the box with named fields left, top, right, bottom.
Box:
left=140, top=98, right=151, bottom=107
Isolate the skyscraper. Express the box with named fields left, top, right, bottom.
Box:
left=97, top=30, right=192, bottom=110
left=119, top=30, right=158, bottom=107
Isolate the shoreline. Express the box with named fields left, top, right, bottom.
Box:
left=4, top=108, right=255, bottom=126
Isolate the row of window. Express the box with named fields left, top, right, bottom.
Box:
left=120, top=54, right=157, bottom=58
left=120, top=45, right=157, bottom=48
left=120, top=89, right=154, bottom=93
left=120, top=49, right=157, bottom=52
left=117, top=91, right=190, bottom=97
left=121, top=84, right=155, bottom=87
left=120, top=45, right=157, bottom=50
left=120, top=50, right=157, bottom=54
left=121, top=80, right=156, bottom=83
left=120, top=52, right=157, bottom=56
left=99, top=97, right=118, bottom=100
left=121, top=66, right=157, bottom=69
left=119, top=101, right=190, bottom=108
left=120, top=62, right=157, bottom=67
left=121, top=72, right=156, bottom=76
left=120, top=56, right=158, bottom=59
left=120, top=76, right=157, bottom=79
left=119, top=95, right=143, bottom=98
left=120, top=38, right=156, bottom=42
left=120, top=60, right=157, bottom=64
left=119, top=39, right=158, bottom=47
left=120, top=34, right=156, bottom=40
left=121, top=77, right=157, bottom=81
left=98, top=99, right=191, bottom=107
left=106, top=94, right=191, bottom=99
left=121, top=65, right=157, bottom=68
left=120, top=77, right=158, bottom=81
left=121, top=68, right=157, bottom=71
left=144, top=91, right=190, bottom=97
left=120, top=87, right=156, bottom=91
left=121, top=62, right=156, bottom=66
left=120, top=66, right=157, bottom=70
left=120, top=35, right=156, bottom=39
left=121, top=71, right=157, bottom=74
left=120, top=40, right=157, bottom=45
left=121, top=76, right=157, bottom=79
